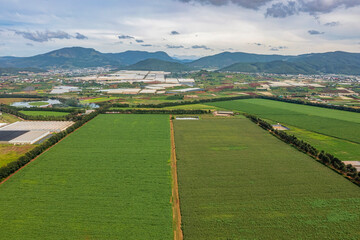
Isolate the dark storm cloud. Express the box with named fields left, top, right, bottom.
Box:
left=118, top=34, right=134, bottom=39
left=192, top=45, right=211, bottom=50
left=75, top=32, right=88, bottom=39
left=178, top=0, right=273, bottom=9
left=166, top=44, right=184, bottom=48
left=308, top=29, right=324, bottom=35
left=14, top=30, right=72, bottom=42
left=266, top=0, right=360, bottom=18
left=170, top=31, right=180, bottom=35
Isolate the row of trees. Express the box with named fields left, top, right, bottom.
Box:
left=0, top=104, right=84, bottom=121
left=245, top=114, right=360, bottom=186
left=0, top=111, right=99, bottom=181
left=0, top=94, right=46, bottom=99
left=125, top=95, right=254, bottom=109
left=259, top=95, right=360, bottom=113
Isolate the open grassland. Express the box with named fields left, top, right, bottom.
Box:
left=0, top=113, right=20, bottom=123
left=80, top=96, right=121, bottom=103
left=174, top=118, right=360, bottom=240
left=287, top=125, right=360, bottom=162
left=0, top=114, right=173, bottom=240
left=0, top=98, right=42, bottom=105
left=207, top=99, right=360, bottom=145
left=19, top=110, right=70, bottom=117
left=0, top=144, right=36, bottom=167
left=28, top=101, right=49, bottom=106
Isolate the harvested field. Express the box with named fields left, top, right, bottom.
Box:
left=174, top=118, right=360, bottom=239
left=0, top=114, right=173, bottom=239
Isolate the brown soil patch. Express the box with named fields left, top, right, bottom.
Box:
left=0, top=144, right=35, bottom=155
left=170, top=116, right=183, bottom=240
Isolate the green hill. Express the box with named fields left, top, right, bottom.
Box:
left=126, top=58, right=192, bottom=72
left=221, top=61, right=318, bottom=74
left=106, top=51, right=175, bottom=65
left=187, top=52, right=291, bottom=69
left=221, top=51, right=360, bottom=75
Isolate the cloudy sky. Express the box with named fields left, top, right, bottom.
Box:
left=0, top=0, right=360, bottom=58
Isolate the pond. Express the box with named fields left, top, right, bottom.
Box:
left=11, top=99, right=62, bottom=108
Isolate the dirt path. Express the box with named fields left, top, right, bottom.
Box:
left=0, top=120, right=90, bottom=186
left=170, top=116, right=183, bottom=240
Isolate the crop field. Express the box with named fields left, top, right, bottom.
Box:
left=0, top=113, right=20, bottom=123
left=0, top=144, right=35, bottom=167
left=80, top=96, right=121, bottom=103
left=19, top=110, right=70, bottom=117
left=174, top=118, right=360, bottom=239
left=287, top=125, right=360, bottom=161
left=0, top=114, right=173, bottom=239
left=207, top=99, right=360, bottom=155
left=163, top=104, right=220, bottom=110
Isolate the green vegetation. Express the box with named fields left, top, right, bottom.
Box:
left=19, top=111, right=69, bottom=117
left=80, top=97, right=120, bottom=104
left=207, top=98, right=360, bottom=143
left=0, top=113, right=20, bottom=123
left=174, top=118, right=360, bottom=239
left=126, top=58, right=191, bottom=72
left=0, top=114, right=173, bottom=239
left=0, top=144, right=35, bottom=167
left=28, top=101, right=49, bottom=106
left=287, top=125, right=360, bottom=162
left=164, top=103, right=220, bottom=110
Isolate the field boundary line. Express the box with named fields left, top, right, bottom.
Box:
left=170, top=115, right=183, bottom=240
left=0, top=118, right=93, bottom=186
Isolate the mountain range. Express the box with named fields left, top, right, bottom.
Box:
left=1, top=47, right=360, bottom=75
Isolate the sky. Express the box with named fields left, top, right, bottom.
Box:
left=0, top=0, right=360, bottom=58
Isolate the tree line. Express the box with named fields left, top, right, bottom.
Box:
left=245, top=114, right=360, bottom=186
left=0, top=104, right=84, bottom=121
left=0, top=111, right=100, bottom=182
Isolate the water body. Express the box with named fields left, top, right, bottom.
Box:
left=11, top=99, right=62, bottom=108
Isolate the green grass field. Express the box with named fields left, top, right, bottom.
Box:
left=28, top=101, right=49, bottom=106
left=287, top=125, right=360, bottom=161
left=0, top=114, right=173, bottom=239
left=174, top=118, right=360, bottom=239
left=19, top=111, right=70, bottom=117
left=80, top=97, right=120, bottom=104
left=163, top=104, right=220, bottom=110
left=0, top=144, right=36, bottom=167
left=0, top=113, right=20, bottom=123
left=207, top=99, right=360, bottom=159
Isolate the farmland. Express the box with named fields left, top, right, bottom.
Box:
left=0, top=144, right=36, bottom=167
left=0, top=114, right=173, bottom=239
left=19, top=110, right=70, bottom=117
left=0, top=113, right=20, bottom=123
left=207, top=99, right=360, bottom=160
left=174, top=118, right=360, bottom=239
